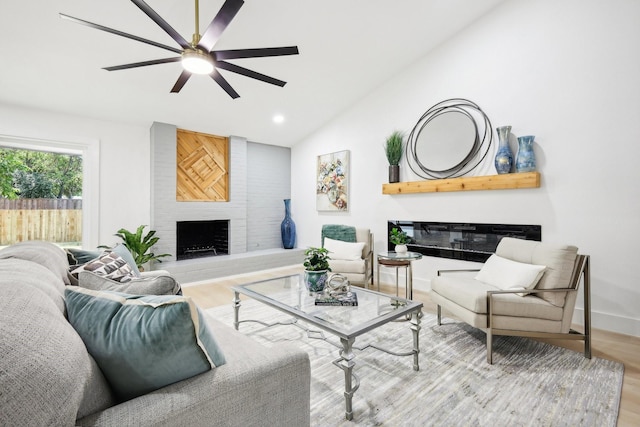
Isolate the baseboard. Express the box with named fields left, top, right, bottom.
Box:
left=572, top=308, right=640, bottom=337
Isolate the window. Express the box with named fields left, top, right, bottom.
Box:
left=0, top=135, right=99, bottom=248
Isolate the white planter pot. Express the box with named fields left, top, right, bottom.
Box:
left=395, top=244, right=408, bottom=254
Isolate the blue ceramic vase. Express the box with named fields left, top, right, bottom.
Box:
left=280, top=198, right=296, bottom=249
left=494, top=125, right=513, bottom=174
left=516, top=135, right=537, bottom=172
left=304, top=270, right=328, bottom=292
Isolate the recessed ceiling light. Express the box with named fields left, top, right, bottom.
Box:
left=273, top=114, right=285, bottom=124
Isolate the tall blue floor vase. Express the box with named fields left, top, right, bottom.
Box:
left=516, top=135, right=537, bottom=172
left=281, top=199, right=296, bottom=249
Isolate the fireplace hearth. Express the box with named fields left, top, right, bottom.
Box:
left=388, top=220, right=541, bottom=262
left=177, top=220, right=229, bottom=261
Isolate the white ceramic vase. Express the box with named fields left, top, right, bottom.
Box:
left=395, top=244, right=408, bottom=254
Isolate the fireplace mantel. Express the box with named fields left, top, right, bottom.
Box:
left=382, top=172, right=540, bottom=194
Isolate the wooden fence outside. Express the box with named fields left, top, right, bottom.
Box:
left=0, top=198, right=82, bottom=245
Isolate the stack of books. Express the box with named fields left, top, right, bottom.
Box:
left=314, top=292, right=358, bottom=306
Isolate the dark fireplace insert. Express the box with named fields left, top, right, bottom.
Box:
left=387, top=220, right=541, bottom=262
left=177, top=220, right=229, bottom=261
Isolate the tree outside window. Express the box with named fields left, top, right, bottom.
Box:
left=0, top=147, right=82, bottom=199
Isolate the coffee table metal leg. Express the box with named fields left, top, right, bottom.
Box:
left=334, top=337, right=359, bottom=420
left=232, top=291, right=241, bottom=330
left=411, top=308, right=421, bottom=371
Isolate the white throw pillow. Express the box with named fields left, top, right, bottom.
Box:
left=475, top=254, right=546, bottom=295
left=324, top=237, right=365, bottom=261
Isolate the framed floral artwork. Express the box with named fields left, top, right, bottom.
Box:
left=316, top=150, right=349, bottom=211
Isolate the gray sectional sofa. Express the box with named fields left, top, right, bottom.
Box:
left=0, top=241, right=310, bottom=426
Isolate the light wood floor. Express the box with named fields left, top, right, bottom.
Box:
left=183, top=265, right=640, bottom=426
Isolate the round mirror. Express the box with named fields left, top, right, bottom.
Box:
left=414, top=110, right=477, bottom=173
left=406, top=99, right=492, bottom=179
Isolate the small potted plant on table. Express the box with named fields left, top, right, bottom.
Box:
left=390, top=227, right=410, bottom=254
left=303, top=247, right=331, bottom=292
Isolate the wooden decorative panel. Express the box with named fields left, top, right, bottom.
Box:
left=176, top=129, right=229, bottom=201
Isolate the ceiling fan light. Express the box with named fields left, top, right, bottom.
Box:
left=181, top=49, right=214, bottom=75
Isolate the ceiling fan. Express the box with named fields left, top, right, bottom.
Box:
left=60, top=0, right=299, bottom=99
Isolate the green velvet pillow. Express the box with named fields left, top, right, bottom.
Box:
left=64, top=287, right=226, bottom=402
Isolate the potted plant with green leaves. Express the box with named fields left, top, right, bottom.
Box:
left=385, top=130, right=404, bottom=183
left=105, top=225, right=171, bottom=270
left=303, top=247, right=331, bottom=292
left=389, top=227, right=410, bottom=254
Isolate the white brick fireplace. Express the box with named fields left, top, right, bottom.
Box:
left=149, top=122, right=303, bottom=283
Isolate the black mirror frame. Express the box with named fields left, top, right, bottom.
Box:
left=406, top=98, right=493, bottom=180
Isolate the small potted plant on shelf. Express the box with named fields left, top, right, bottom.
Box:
left=389, top=227, right=410, bottom=254
left=384, top=130, right=404, bottom=183
left=303, top=247, right=331, bottom=292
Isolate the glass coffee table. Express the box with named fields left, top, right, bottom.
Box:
left=232, top=274, right=423, bottom=421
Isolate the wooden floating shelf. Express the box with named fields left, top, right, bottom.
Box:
left=382, top=172, right=540, bottom=195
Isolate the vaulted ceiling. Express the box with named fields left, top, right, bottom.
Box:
left=0, top=0, right=504, bottom=146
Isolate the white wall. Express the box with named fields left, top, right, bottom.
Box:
left=291, top=0, right=640, bottom=336
left=247, top=142, right=292, bottom=251
left=0, top=103, right=150, bottom=248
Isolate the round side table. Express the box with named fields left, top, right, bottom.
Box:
left=377, top=251, right=423, bottom=300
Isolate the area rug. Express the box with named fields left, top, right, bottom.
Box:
left=205, top=301, right=623, bottom=426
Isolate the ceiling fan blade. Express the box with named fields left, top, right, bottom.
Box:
left=211, top=70, right=240, bottom=99
left=59, top=14, right=182, bottom=54
left=171, top=70, right=192, bottom=93
left=104, top=57, right=181, bottom=71
left=131, top=0, right=190, bottom=49
left=215, top=61, right=286, bottom=87
left=171, top=70, right=191, bottom=93
left=197, top=0, right=244, bottom=51
left=214, top=46, right=299, bottom=60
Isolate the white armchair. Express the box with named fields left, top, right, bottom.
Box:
left=430, top=237, right=591, bottom=364
left=321, top=225, right=373, bottom=288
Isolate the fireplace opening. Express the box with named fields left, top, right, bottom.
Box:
left=177, top=220, right=229, bottom=261
left=388, top=220, right=541, bottom=262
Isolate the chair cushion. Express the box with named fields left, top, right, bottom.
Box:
left=496, top=238, right=578, bottom=307
left=475, top=254, right=546, bottom=294
left=432, top=276, right=496, bottom=314
left=328, top=259, right=366, bottom=274
left=431, top=275, right=563, bottom=320
left=64, top=287, right=226, bottom=402
left=324, top=237, right=365, bottom=261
